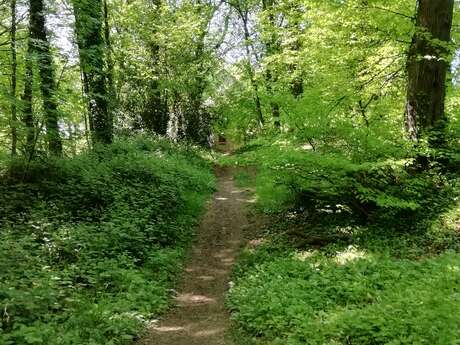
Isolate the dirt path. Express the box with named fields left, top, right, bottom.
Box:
left=138, top=166, right=252, bottom=345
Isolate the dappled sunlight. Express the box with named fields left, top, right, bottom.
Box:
left=213, top=249, right=235, bottom=258
left=197, top=275, right=216, bottom=281
left=335, top=225, right=355, bottom=235
left=294, top=250, right=318, bottom=262
left=300, top=143, right=313, bottom=151
left=215, top=197, right=228, bottom=201
left=447, top=265, right=460, bottom=272
left=175, top=293, right=216, bottom=305
left=237, top=197, right=257, bottom=203
left=150, top=320, right=227, bottom=340
left=231, top=189, right=244, bottom=194
left=334, top=245, right=368, bottom=265
left=221, top=258, right=235, bottom=266
left=151, top=325, right=185, bottom=333
left=193, top=328, right=225, bottom=337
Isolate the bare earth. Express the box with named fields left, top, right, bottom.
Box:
left=138, top=166, right=253, bottom=345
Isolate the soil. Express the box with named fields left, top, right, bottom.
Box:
left=138, top=166, right=254, bottom=345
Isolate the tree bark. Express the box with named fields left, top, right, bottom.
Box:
left=240, top=9, right=264, bottom=128
left=262, top=0, right=281, bottom=129
left=21, top=42, right=35, bottom=159
left=73, top=0, right=113, bottom=145
left=10, top=0, right=18, bottom=155
left=140, top=0, right=169, bottom=135
left=404, top=0, right=454, bottom=144
left=103, top=0, right=116, bottom=110
left=287, top=3, right=303, bottom=99
left=29, top=0, right=62, bottom=155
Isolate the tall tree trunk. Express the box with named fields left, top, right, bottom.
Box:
left=29, top=0, right=62, bottom=155
left=10, top=0, right=18, bottom=155
left=140, top=0, right=169, bottom=135
left=73, top=0, right=112, bottom=145
left=240, top=10, right=264, bottom=128
left=103, top=0, right=116, bottom=109
left=22, top=43, right=35, bottom=159
left=288, top=3, right=303, bottom=99
left=405, top=0, right=454, bottom=144
left=262, top=0, right=280, bottom=129
left=141, top=43, right=168, bottom=134
left=185, top=14, right=209, bottom=144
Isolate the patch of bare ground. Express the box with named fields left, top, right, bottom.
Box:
left=137, top=166, right=256, bottom=345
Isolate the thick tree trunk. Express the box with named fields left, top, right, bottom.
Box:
left=405, top=0, right=454, bottom=143
left=10, top=0, right=17, bottom=155
left=29, top=0, right=62, bottom=155
left=73, top=0, right=112, bottom=145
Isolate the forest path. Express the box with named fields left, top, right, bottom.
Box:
left=138, top=165, right=253, bottom=345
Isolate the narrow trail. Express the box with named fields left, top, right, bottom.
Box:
left=139, top=166, right=253, bottom=345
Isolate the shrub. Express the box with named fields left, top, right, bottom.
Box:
left=0, top=136, right=215, bottom=345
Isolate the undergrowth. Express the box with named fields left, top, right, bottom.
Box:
left=0, top=136, right=215, bottom=345
left=225, top=138, right=460, bottom=345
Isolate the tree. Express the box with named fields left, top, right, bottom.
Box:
left=261, top=0, right=281, bottom=129
left=140, top=0, right=168, bottom=135
left=183, top=0, right=216, bottom=145
left=9, top=0, right=17, bottom=155
left=73, top=0, right=112, bottom=144
left=227, top=0, right=265, bottom=128
left=103, top=0, right=116, bottom=114
left=29, top=0, right=62, bottom=155
left=404, top=0, right=455, bottom=144
left=21, top=42, right=35, bottom=158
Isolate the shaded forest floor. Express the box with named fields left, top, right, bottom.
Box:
left=138, top=166, right=257, bottom=345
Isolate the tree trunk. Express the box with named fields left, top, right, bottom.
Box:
left=73, top=0, right=112, bottom=145
left=103, top=0, right=116, bottom=110
left=29, top=0, right=62, bottom=155
left=140, top=0, right=169, bottom=135
left=405, top=0, right=454, bottom=144
left=185, top=16, right=209, bottom=144
left=240, top=12, right=264, bottom=128
left=262, top=0, right=281, bottom=129
left=288, top=3, right=303, bottom=99
left=22, top=43, right=35, bottom=159
left=10, top=0, right=18, bottom=155
left=141, top=37, right=168, bottom=134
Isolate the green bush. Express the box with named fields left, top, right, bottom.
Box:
left=226, top=140, right=458, bottom=229
left=0, top=136, right=215, bottom=345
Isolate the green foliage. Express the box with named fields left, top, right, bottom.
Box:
left=0, top=136, right=215, bottom=345
left=228, top=249, right=460, bottom=345
left=225, top=140, right=458, bottom=229
left=226, top=137, right=459, bottom=345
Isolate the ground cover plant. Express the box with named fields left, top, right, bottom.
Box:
left=0, top=136, right=215, bottom=345
left=0, top=0, right=460, bottom=344
left=226, top=138, right=460, bottom=345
